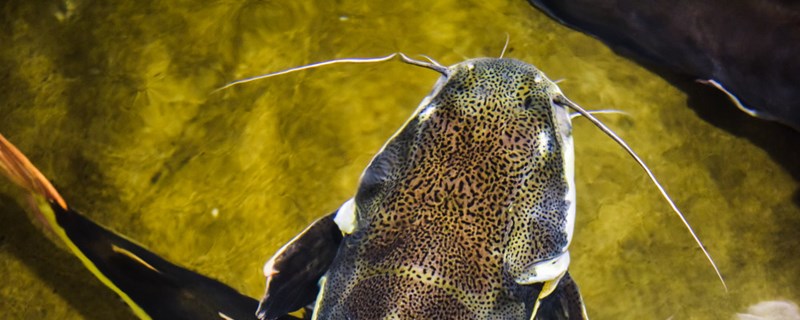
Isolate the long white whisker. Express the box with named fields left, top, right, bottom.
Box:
left=214, top=53, right=399, bottom=92
left=570, top=109, right=630, bottom=120
left=398, top=53, right=449, bottom=75
left=557, top=95, right=728, bottom=292
left=500, top=33, right=511, bottom=58
left=418, top=54, right=445, bottom=68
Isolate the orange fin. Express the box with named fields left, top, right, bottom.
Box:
left=0, top=133, right=67, bottom=209
left=0, top=133, right=272, bottom=319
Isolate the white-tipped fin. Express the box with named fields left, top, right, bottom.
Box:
left=333, top=198, right=357, bottom=234
left=218, top=312, right=234, bottom=320
left=515, top=252, right=571, bottom=284
left=697, top=79, right=775, bottom=121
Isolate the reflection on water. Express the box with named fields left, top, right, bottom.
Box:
left=0, top=0, right=797, bottom=319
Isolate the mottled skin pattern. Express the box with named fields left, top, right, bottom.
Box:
left=315, top=59, right=576, bottom=319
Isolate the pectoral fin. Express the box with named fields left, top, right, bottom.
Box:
left=257, top=213, right=343, bottom=320
left=46, top=201, right=264, bottom=320
left=516, top=252, right=571, bottom=285
left=533, top=272, right=588, bottom=320
left=1, top=134, right=266, bottom=320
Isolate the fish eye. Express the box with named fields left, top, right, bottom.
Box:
left=524, top=95, right=550, bottom=111
left=523, top=96, right=534, bottom=109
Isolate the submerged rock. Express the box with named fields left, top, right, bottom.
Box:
left=736, top=300, right=800, bottom=320
left=529, top=0, right=800, bottom=130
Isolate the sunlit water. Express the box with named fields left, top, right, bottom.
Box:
left=1, top=0, right=798, bottom=319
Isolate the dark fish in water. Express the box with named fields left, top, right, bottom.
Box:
left=0, top=134, right=273, bottom=320
left=0, top=52, right=724, bottom=319
left=528, top=0, right=800, bottom=130
left=253, top=54, right=724, bottom=319
left=260, top=57, right=586, bottom=319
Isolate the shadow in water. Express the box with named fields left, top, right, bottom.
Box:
left=0, top=194, right=135, bottom=319
left=653, top=66, right=800, bottom=207
left=527, top=0, right=800, bottom=206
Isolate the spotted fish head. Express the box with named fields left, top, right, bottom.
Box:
left=425, top=57, right=573, bottom=149
left=320, top=58, right=579, bottom=319
left=421, top=57, right=577, bottom=283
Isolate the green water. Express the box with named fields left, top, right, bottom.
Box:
left=1, top=0, right=798, bottom=319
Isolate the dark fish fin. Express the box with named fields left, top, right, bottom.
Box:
left=0, top=133, right=262, bottom=320
left=355, top=117, right=419, bottom=208
left=535, top=272, right=588, bottom=320
left=49, top=202, right=261, bottom=320
left=257, top=213, right=343, bottom=320
left=526, top=0, right=571, bottom=26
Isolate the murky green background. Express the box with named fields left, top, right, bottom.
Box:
left=1, top=0, right=798, bottom=319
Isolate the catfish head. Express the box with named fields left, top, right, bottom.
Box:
left=259, top=58, right=584, bottom=320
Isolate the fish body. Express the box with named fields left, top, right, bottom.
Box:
left=528, top=0, right=800, bottom=130
left=261, top=58, right=586, bottom=319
